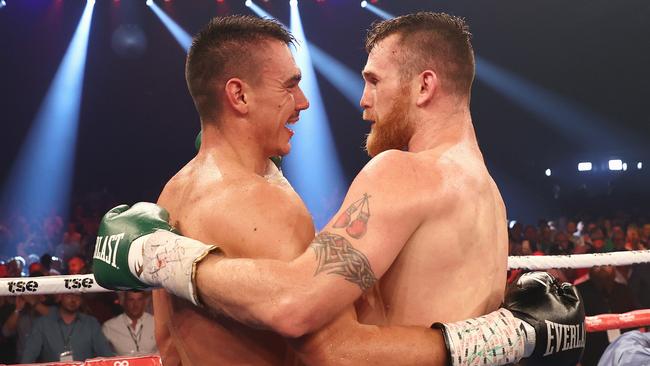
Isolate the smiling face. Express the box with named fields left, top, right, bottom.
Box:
left=247, top=40, right=309, bottom=157
left=360, top=35, right=414, bottom=157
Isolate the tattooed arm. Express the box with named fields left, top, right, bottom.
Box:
left=195, top=151, right=433, bottom=337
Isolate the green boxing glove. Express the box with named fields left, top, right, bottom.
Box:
left=93, top=202, right=218, bottom=305
left=195, top=131, right=202, bottom=152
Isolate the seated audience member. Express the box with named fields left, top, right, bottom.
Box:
left=628, top=263, right=650, bottom=308
left=2, top=294, right=50, bottom=361
left=626, top=226, right=645, bottom=250
left=102, top=291, right=157, bottom=356
left=0, top=296, right=18, bottom=364
left=67, top=256, right=87, bottom=275
left=6, top=257, right=25, bottom=277
left=577, top=266, right=639, bottom=366
left=21, top=293, right=113, bottom=363
left=547, top=231, right=574, bottom=255
left=40, top=253, right=60, bottom=275
left=640, top=223, right=650, bottom=247
left=611, top=225, right=627, bottom=251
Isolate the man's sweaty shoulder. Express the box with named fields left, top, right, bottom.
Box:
left=159, top=159, right=315, bottom=259
left=154, top=158, right=314, bottom=366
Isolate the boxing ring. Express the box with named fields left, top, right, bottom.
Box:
left=2, top=249, right=650, bottom=365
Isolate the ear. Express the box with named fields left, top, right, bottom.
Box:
left=224, top=78, right=249, bottom=114
left=415, top=70, right=438, bottom=107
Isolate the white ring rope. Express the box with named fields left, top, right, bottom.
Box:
left=0, top=274, right=110, bottom=296
left=507, top=249, right=650, bottom=270
left=1, top=250, right=649, bottom=296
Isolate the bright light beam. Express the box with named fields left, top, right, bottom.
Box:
left=148, top=1, right=191, bottom=52
left=475, top=56, right=633, bottom=146
left=288, top=1, right=346, bottom=228
left=245, top=0, right=274, bottom=19
left=3, top=0, right=95, bottom=223
left=247, top=2, right=363, bottom=109
left=309, top=44, right=364, bottom=109
left=362, top=2, right=393, bottom=20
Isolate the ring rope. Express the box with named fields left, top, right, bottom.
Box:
left=507, top=249, right=650, bottom=270
left=0, top=274, right=110, bottom=296
left=1, top=250, right=649, bottom=296
left=586, top=310, right=650, bottom=332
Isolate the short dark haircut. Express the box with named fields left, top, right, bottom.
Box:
left=186, top=15, right=295, bottom=121
left=365, top=12, right=475, bottom=97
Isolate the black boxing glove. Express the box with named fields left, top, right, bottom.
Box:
left=433, top=271, right=585, bottom=366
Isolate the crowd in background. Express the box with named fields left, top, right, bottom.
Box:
left=1, top=198, right=649, bottom=364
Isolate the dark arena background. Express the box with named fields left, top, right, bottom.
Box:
left=2, top=0, right=650, bottom=232
left=1, top=1, right=650, bottom=364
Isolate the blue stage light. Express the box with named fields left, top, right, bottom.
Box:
left=2, top=0, right=95, bottom=231
left=362, top=2, right=393, bottom=20
left=148, top=1, right=191, bottom=52
left=286, top=2, right=347, bottom=228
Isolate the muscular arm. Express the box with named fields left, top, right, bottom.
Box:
left=196, top=151, right=432, bottom=337
left=293, top=307, right=448, bottom=366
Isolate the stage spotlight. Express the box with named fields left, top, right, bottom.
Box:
left=360, top=1, right=393, bottom=19
left=309, top=44, right=363, bottom=109
left=638, top=162, right=643, bottom=170
left=623, top=163, right=628, bottom=171
left=148, top=0, right=191, bottom=52
left=578, top=162, right=592, bottom=172
left=289, top=0, right=298, bottom=6
left=509, top=220, right=517, bottom=229
left=608, top=159, right=623, bottom=171
left=1, top=0, right=7, bottom=8
left=2, top=0, right=95, bottom=230
left=146, top=0, right=153, bottom=6
left=245, top=0, right=252, bottom=6
left=288, top=0, right=346, bottom=229
left=545, top=169, right=551, bottom=177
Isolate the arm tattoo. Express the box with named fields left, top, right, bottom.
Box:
left=332, top=193, right=370, bottom=239
left=310, top=231, right=377, bottom=291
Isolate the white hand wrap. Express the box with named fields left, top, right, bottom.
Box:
left=129, top=230, right=219, bottom=305
left=440, top=308, right=536, bottom=366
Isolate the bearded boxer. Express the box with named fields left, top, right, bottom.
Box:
left=95, top=13, right=584, bottom=365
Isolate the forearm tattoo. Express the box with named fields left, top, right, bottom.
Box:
left=332, top=193, right=370, bottom=239
left=310, top=231, right=377, bottom=291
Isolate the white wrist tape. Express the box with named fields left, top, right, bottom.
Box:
left=129, top=230, right=218, bottom=305
left=441, top=308, right=536, bottom=366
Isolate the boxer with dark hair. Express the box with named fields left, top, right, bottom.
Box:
left=95, top=13, right=584, bottom=366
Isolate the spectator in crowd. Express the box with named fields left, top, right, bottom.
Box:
left=628, top=263, right=650, bottom=309
left=576, top=266, right=639, bottom=366
left=21, top=293, right=113, bottom=362
left=102, top=291, right=157, bottom=356
left=626, top=226, right=645, bottom=250
left=508, top=222, right=523, bottom=255
left=611, top=225, right=627, bottom=251
left=67, top=256, right=87, bottom=275
left=566, top=220, right=585, bottom=247
left=538, top=225, right=553, bottom=253
left=0, top=261, right=7, bottom=278
left=3, top=294, right=50, bottom=361
left=640, top=223, right=650, bottom=247
left=40, top=253, right=60, bottom=276
left=547, top=231, right=574, bottom=255
left=523, top=224, right=539, bottom=252
left=55, top=224, right=82, bottom=267
left=6, top=257, right=25, bottom=277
